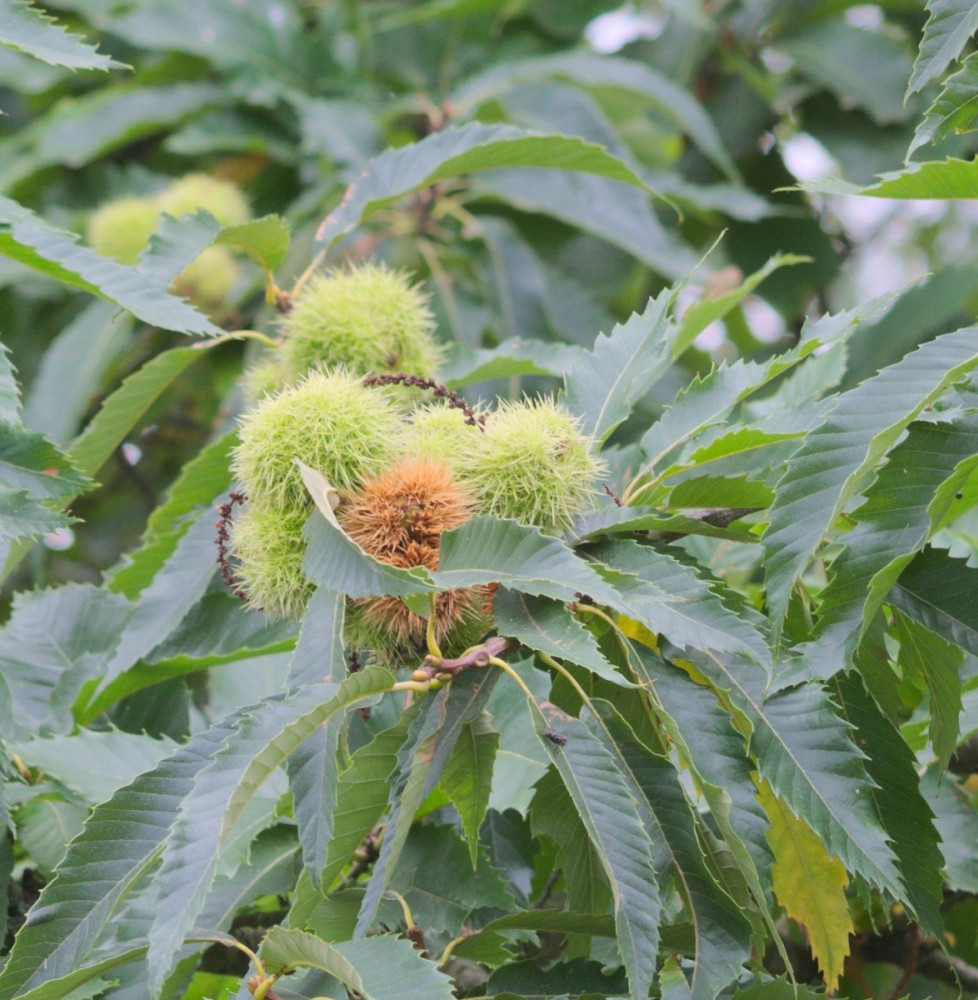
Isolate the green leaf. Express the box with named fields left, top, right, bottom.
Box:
left=893, top=612, right=963, bottom=771
left=672, top=254, right=808, bottom=358
left=336, top=936, right=457, bottom=1000
left=107, top=430, right=236, bottom=599
left=0, top=340, right=18, bottom=424
left=801, top=157, right=978, bottom=199
left=286, top=590, right=348, bottom=887
left=563, top=285, right=675, bottom=444
left=319, top=709, right=417, bottom=891
left=920, top=765, right=978, bottom=893
left=67, top=341, right=222, bottom=481
left=440, top=712, right=499, bottom=866
left=890, top=545, right=978, bottom=656
left=22, top=300, right=132, bottom=447
left=215, top=214, right=290, bottom=274
left=796, top=415, right=978, bottom=679
left=147, top=669, right=393, bottom=993
left=452, top=51, right=738, bottom=179
left=0, top=424, right=91, bottom=502
left=529, top=698, right=660, bottom=1000
left=487, top=957, right=628, bottom=998
left=0, top=717, right=240, bottom=1000
left=0, top=490, right=74, bottom=542
left=591, top=539, right=772, bottom=670
left=834, top=673, right=945, bottom=935
left=493, top=588, right=631, bottom=687
left=908, top=0, right=978, bottom=95
left=7, top=729, right=176, bottom=805
left=260, top=926, right=365, bottom=993
left=763, top=324, right=978, bottom=645
left=0, top=0, right=124, bottom=71
left=667, top=648, right=905, bottom=900
left=776, top=21, right=912, bottom=126
left=0, top=197, right=220, bottom=335
left=909, top=50, right=978, bottom=156
left=315, top=122, right=655, bottom=251
left=0, top=583, right=130, bottom=739
left=434, top=515, right=621, bottom=607
left=589, top=699, right=752, bottom=1000
left=443, top=337, right=586, bottom=388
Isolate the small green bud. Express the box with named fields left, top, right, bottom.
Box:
left=155, top=172, right=250, bottom=226
left=86, top=196, right=160, bottom=264
left=229, top=502, right=313, bottom=619
left=232, top=368, right=403, bottom=513
left=279, top=263, right=442, bottom=384
left=457, top=397, right=605, bottom=531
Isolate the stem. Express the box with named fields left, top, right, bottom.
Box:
left=488, top=655, right=533, bottom=698
left=384, top=890, right=416, bottom=931
left=426, top=593, right=442, bottom=660
left=291, top=247, right=327, bottom=301
left=537, top=651, right=600, bottom=718
left=227, top=329, right=280, bottom=350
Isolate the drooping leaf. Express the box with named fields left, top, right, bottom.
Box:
left=589, top=699, right=752, bottom=1000
left=441, top=711, right=499, bottom=866
left=0, top=197, right=220, bottom=335
left=529, top=699, right=660, bottom=1000
left=833, top=673, right=945, bottom=934
left=260, top=926, right=366, bottom=994
left=315, top=122, right=656, bottom=250
left=796, top=415, right=978, bottom=679
left=893, top=611, right=963, bottom=770
left=336, top=935, right=457, bottom=1000
left=763, top=324, right=978, bottom=644
left=907, top=0, right=978, bottom=95
left=146, top=669, right=394, bottom=993
left=562, top=285, right=675, bottom=444
left=286, top=590, right=348, bottom=887
left=0, top=423, right=91, bottom=502
left=890, top=545, right=978, bottom=656
left=909, top=50, right=978, bottom=156
left=0, top=490, right=74, bottom=542
left=0, top=0, right=124, bottom=71
left=757, top=781, right=852, bottom=993
left=214, top=214, right=290, bottom=274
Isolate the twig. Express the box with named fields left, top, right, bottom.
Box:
left=361, top=373, right=485, bottom=428
left=215, top=490, right=249, bottom=601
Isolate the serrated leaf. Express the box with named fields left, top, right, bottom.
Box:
left=0, top=582, right=130, bottom=740
left=487, top=957, right=628, bottom=998
left=920, top=765, right=978, bottom=893
left=215, top=214, right=289, bottom=273
left=673, top=254, right=807, bottom=358
left=797, top=415, right=978, bottom=679
left=0, top=717, right=241, bottom=1000
left=285, top=590, right=348, bottom=887
left=0, top=489, right=74, bottom=542
left=337, top=936, right=457, bottom=1000
left=800, top=156, right=978, bottom=199
left=147, top=670, right=393, bottom=992
left=260, top=926, right=365, bottom=993
left=529, top=699, right=660, bottom=1000
left=0, top=423, right=91, bottom=501
left=8, top=729, right=176, bottom=805
left=442, top=337, right=586, bottom=388
left=910, top=50, right=978, bottom=156
left=316, top=122, right=655, bottom=250
left=452, top=51, right=737, bottom=179
left=834, top=673, right=944, bottom=934
left=441, top=712, right=499, bottom=866
left=0, top=197, right=220, bottom=335
left=890, top=545, right=978, bottom=656
left=435, top=514, right=622, bottom=607
left=22, top=300, right=132, bottom=447
left=563, top=285, right=675, bottom=444
left=0, top=0, right=124, bottom=70
left=108, top=430, right=236, bottom=598
left=592, top=539, right=772, bottom=670
left=763, top=324, right=978, bottom=645
left=319, top=709, right=417, bottom=891
left=0, top=340, right=20, bottom=424
left=571, top=503, right=759, bottom=544
left=908, top=0, right=978, bottom=95
left=589, top=699, right=752, bottom=1000
left=757, top=781, right=851, bottom=993
left=665, top=646, right=904, bottom=900
left=493, top=588, right=632, bottom=687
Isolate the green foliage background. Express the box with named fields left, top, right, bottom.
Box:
left=2, top=1, right=978, bottom=999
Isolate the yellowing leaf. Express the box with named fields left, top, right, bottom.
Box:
left=616, top=613, right=659, bottom=651
left=758, top=780, right=852, bottom=992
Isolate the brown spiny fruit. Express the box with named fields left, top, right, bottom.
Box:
left=338, top=457, right=494, bottom=663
